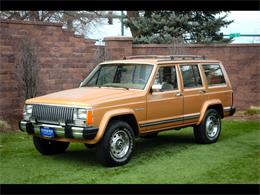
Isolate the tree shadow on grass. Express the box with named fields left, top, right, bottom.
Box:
left=50, top=132, right=196, bottom=166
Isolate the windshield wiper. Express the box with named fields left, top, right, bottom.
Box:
left=102, top=85, right=129, bottom=90
left=84, top=85, right=100, bottom=88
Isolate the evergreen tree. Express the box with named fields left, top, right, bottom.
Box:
left=125, top=11, right=233, bottom=44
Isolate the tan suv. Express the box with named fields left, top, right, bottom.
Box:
left=19, top=55, right=236, bottom=166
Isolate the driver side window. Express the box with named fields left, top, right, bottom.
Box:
left=152, top=66, right=178, bottom=92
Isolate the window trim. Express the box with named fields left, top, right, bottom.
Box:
left=150, top=64, right=180, bottom=94
left=201, top=63, right=227, bottom=87
left=179, top=64, right=204, bottom=90
left=206, top=84, right=228, bottom=89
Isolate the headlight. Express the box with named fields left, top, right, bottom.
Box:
left=73, top=108, right=93, bottom=126
left=74, top=108, right=87, bottom=120
left=23, top=104, right=33, bottom=121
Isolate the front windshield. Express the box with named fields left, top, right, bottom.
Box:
left=81, top=64, right=153, bottom=90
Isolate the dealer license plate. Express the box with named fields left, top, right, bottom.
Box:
left=40, top=127, right=55, bottom=138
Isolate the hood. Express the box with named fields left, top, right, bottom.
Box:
left=26, top=87, right=145, bottom=107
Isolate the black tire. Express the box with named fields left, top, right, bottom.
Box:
left=96, top=120, right=135, bottom=167
left=140, top=132, right=159, bottom=138
left=193, top=109, right=221, bottom=144
left=84, top=143, right=96, bottom=149
left=33, top=136, right=70, bottom=155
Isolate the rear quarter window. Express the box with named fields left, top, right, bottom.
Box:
left=202, top=64, right=226, bottom=86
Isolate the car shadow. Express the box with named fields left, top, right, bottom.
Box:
left=49, top=132, right=196, bottom=166
left=51, top=147, right=99, bottom=167
left=134, top=133, right=196, bottom=156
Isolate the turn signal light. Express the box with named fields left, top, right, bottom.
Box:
left=87, top=110, right=93, bottom=125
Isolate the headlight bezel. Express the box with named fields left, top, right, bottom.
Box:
left=73, top=107, right=93, bottom=126
left=23, top=104, right=33, bottom=121
left=74, top=108, right=88, bottom=120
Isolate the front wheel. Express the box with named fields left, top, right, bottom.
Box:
left=84, top=143, right=96, bottom=149
left=193, top=109, right=221, bottom=144
left=33, top=136, right=70, bottom=155
left=96, top=120, right=135, bottom=167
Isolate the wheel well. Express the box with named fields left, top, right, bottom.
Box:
left=207, top=104, right=224, bottom=118
left=109, top=114, right=139, bottom=137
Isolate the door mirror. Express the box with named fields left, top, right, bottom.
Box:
left=151, top=84, right=162, bottom=93
left=79, top=81, right=83, bottom=88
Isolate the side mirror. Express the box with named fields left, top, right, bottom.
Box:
left=79, top=81, right=83, bottom=88
left=151, top=84, right=162, bottom=93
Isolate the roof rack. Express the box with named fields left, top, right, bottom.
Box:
left=125, top=55, right=168, bottom=59
left=124, top=55, right=207, bottom=61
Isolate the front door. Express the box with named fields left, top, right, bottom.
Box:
left=179, top=64, right=207, bottom=124
left=143, top=64, right=183, bottom=132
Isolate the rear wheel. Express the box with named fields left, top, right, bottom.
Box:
left=96, top=120, right=135, bottom=167
left=33, top=136, right=70, bottom=155
left=193, top=109, right=221, bottom=144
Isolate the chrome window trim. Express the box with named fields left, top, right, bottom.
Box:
left=28, top=103, right=92, bottom=109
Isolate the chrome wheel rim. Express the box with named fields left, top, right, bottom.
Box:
left=206, top=114, right=220, bottom=139
left=110, top=128, right=131, bottom=159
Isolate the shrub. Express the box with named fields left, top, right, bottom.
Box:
left=15, top=36, right=39, bottom=100
left=245, top=106, right=260, bottom=115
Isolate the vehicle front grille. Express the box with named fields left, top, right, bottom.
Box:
left=32, top=105, right=75, bottom=124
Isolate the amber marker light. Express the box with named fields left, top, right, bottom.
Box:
left=87, top=110, right=93, bottom=125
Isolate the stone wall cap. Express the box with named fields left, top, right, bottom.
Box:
left=104, top=36, right=133, bottom=41
left=133, top=43, right=260, bottom=48
left=0, top=19, right=63, bottom=27
left=184, top=43, right=260, bottom=47
left=133, top=44, right=170, bottom=48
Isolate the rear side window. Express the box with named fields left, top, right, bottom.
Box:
left=203, top=64, right=226, bottom=86
left=180, top=64, right=202, bottom=88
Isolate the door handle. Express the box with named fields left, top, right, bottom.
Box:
left=175, top=92, right=183, bottom=97
left=200, top=89, right=206, bottom=93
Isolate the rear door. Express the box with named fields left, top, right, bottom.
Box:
left=179, top=64, right=207, bottom=124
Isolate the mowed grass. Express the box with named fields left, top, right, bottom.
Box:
left=0, top=120, right=259, bottom=184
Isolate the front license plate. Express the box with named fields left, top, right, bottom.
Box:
left=40, top=127, right=55, bottom=138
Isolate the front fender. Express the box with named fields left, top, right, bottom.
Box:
left=197, top=99, right=223, bottom=125
left=86, top=108, right=136, bottom=144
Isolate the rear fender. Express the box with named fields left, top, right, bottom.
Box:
left=197, top=99, right=223, bottom=125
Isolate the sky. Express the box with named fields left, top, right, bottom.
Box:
left=87, top=11, right=260, bottom=44
left=220, top=11, right=260, bottom=43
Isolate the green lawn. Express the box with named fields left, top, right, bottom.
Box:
left=0, top=120, right=259, bottom=184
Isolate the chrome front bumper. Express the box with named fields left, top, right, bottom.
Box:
left=19, top=120, right=98, bottom=139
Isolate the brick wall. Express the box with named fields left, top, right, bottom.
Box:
left=1, top=20, right=259, bottom=129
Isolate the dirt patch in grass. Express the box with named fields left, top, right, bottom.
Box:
left=225, top=107, right=260, bottom=121
left=0, top=120, right=12, bottom=133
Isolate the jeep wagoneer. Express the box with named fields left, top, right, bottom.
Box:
left=19, top=55, right=236, bottom=166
